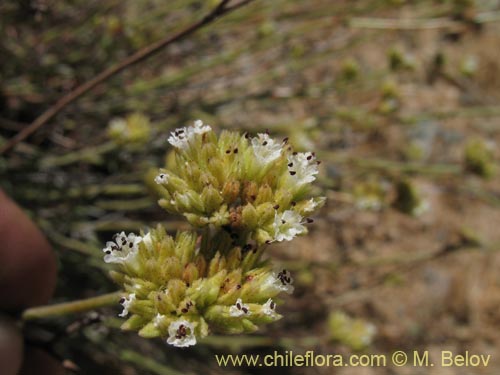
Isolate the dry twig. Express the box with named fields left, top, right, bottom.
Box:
left=0, top=0, right=255, bottom=154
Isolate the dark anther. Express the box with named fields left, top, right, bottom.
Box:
left=226, top=149, right=231, bottom=154
left=244, top=132, right=250, bottom=139
left=283, top=137, right=289, bottom=143
left=288, top=162, right=293, bottom=167
left=307, top=154, right=312, bottom=160
left=119, top=298, right=125, bottom=304
left=242, top=307, right=248, bottom=314
left=291, top=201, right=297, bottom=206
left=262, top=141, right=268, bottom=146
left=233, top=148, right=238, bottom=154
left=181, top=308, right=188, bottom=313
left=290, top=171, right=297, bottom=176
left=281, top=220, right=286, bottom=224
left=236, top=284, right=241, bottom=289
left=306, top=218, right=314, bottom=223
left=293, top=152, right=298, bottom=155
left=273, top=204, right=280, bottom=209
left=316, top=161, right=321, bottom=165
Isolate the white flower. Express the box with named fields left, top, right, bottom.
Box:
left=275, top=269, right=294, bottom=294
left=287, top=152, right=319, bottom=184
left=262, top=270, right=295, bottom=295
left=119, top=293, right=136, bottom=317
left=273, top=210, right=306, bottom=242
left=154, top=173, right=169, bottom=185
left=166, top=320, right=197, bottom=347
left=251, top=133, right=282, bottom=165
left=261, top=298, right=278, bottom=316
left=301, top=197, right=324, bottom=214
left=168, top=127, right=189, bottom=149
left=167, top=120, right=211, bottom=150
left=191, top=119, right=211, bottom=134
left=108, top=118, right=127, bottom=133
left=229, top=298, right=251, bottom=317
left=103, top=232, right=142, bottom=265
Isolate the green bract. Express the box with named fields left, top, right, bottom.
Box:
left=103, top=120, right=325, bottom=347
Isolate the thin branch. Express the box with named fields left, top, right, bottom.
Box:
left=0, top=0, right=255, bottom=155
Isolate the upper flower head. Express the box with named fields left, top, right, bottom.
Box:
left=166, top=319, right=197, bottom=347
left=251, top=133, right=282, bottom=165
left=167, top=120, right=211, bottom=150
left=273, top=210, right=306, bottom=242
left=287, top=152, right=319, bottom=185
left=103, top=232, right=142, bottom=265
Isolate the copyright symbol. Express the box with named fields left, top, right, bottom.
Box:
left=392, top=351, right=408, bottom=366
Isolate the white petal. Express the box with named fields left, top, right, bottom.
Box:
left=166, top=320, right=197, bottom=348
left=251, top=133, right=282, bottom=165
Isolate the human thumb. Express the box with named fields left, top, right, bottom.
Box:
left=0, top=315, right=23, bottom=375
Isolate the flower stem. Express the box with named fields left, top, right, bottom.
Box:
left=22, top=291, right=123, bottom=321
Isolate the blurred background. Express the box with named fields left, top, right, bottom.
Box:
left=1, top=0, right=500, bottom=374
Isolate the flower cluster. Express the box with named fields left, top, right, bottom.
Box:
left=103, top=120, right=324, bottom=347
left=154, top=120, right=325, bottom=245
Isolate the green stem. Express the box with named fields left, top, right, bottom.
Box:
left=22, top=291, right=123, bottom=321
left=39, top=141, right=117, bottom=168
